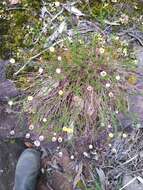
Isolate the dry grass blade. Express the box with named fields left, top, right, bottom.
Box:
left=96, top=168, right=106, bottom=190
left=137, top=176, right=143, bottom=184
left=9, top=0, right=20, bottom=5
left=73, top=162, right=83, bottom=189
left=44, top=21, right=67, bottom=48
left=63, top=4, right=85, bottom=16
left=120, top=177, right=137, bottom=190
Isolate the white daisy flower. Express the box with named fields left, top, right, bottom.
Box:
left=58, top=90, right=63, bottom=96
left=29, top=124, right=34, bottom=130
left=38, top=67, right=43, bottom=74
left=9, top=58, right=15, bottom=64
left=133, top=59, right=138, bottom=65
left=58, top=137, right=63, bottom=143
left=56, top=68, right=61, bottom=74
left=10, top=130, right=15, bottom=136
left=108, top=133, right=114, bottom=138
left=52, top=136, right=57, bottom=142
left=70, top=155, right=74, bottom=160
left=108, top=92, right=114, bottom=97
left=115, top=75, right=120, bottom=81
left=89, top=144, right=93, bottom=149
left=112, top=148, right=117, bottom=153
left=43, top=118, right=47, bottom=123
left=99, top=47, right=105, bottom=54
left=25, top=133, right=31, bottom=139
left=87, top=85, right=93, bottom=91
left=83, top=152, right=89, bottom=157
left=57, top=56, right=62, bottom=61
left=39, top=135, right=44, bottom=141
left=108, top=124, right=112, bottom=128
left=119, top=14, right=129, bottom=24
left=101, top=123, right=105, bottom=127
left=115, top=110, right=119, bottom=114
left=8, top=100, right=13, bottom=106
left=105, top=83, right=111, bottom=88
left=108, top=143, right=112, bottom=147
left=100, top=71, right=107, bottom=77
left=55, top=1, right=60, bottom=7
left=49, top=46, right=55, bottom=52
left=27, top=96, right=33, bottom=101
left=58, top=151, right=63, bottom=157
left=122, top=133, right=127, bottom=138
left=34, top=140, right=40, bottom=147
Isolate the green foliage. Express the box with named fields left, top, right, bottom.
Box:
left=22, top=32, right=138, bottom=138
left=0, top=0, right=41, bottom=59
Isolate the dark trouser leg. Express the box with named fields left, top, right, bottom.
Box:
left=14, top=148, right=41, bottom=190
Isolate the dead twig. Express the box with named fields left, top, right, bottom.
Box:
left=14, top=39, right=65, bottom=76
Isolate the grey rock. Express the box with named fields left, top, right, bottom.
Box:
left=0, top=139, right=25, bottom=190
left=122, top=175, right=143, bottom=190
left=0, top=60, right=8, bottom=82
left=0, top=60, right=28, bottom=190
left=0, top=108, right=28, bottom=138
left=0, top=80, right=19, bottom=102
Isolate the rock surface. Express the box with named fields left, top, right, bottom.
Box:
left=122, top=175, right=143, bottom=190
left=118, top=46, right=143, bottom=130
left=129, top=46, right=143, bottom=125
left=0, top=60, right=27, bottom=190
left=0, top=139, right=25, bottom=190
